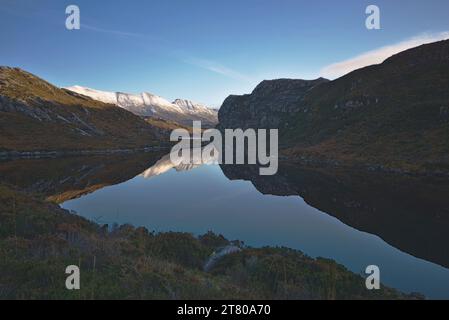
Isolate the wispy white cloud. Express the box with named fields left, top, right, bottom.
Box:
left=81, top=24, right=252, bottom=84
left=320, top=31, right=449, bottom=79
left=185, top=58, right=253, bottom=82
left=81, top=23, right=146, bottom=38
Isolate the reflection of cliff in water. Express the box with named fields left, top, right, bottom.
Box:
left=0, top=152, right=165, bottom=203
left=2, top=151, right=449, bottom=270
left=220, top=163, right=449, bottom=269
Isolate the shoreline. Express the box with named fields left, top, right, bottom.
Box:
left=0, top=182, right=421, bottom=300
left=281, top=154, right=449, bottom=179
left=2, top=146, right=448, bottom=179
left=0, top=145, right=171, bottom=160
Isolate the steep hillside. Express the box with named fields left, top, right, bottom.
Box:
left=0, top=67, right=165, bottom=152
left=219, top=40, right=449, bottom=174
left=218, top=78, right=329, bottom=129
left=283, top=39, right=449, bottom=173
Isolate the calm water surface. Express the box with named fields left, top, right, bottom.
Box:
left=55, top=154, right=449, bottom=299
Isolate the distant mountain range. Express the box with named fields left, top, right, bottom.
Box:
left=0, top=67, right=164, bottom=152
left=219, top=39, right=449, bottom=175
left=2, top=39, right=448, bottom=173
left=65, top=86, right=218, bottom=127
left=0, top=67, right=219, bottom=153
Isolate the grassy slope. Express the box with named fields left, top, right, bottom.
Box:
left=0, top=67, right=163, bottom=152
left=282, top=40, right=449, bottom=173
left=0, top=184, right=418, bottom=300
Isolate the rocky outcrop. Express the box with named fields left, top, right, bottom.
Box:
left=218, top=78, right=329, bottom=130
left=217, top=40, right=449, bottom=174
left=203, top=245, right=242, bottom=272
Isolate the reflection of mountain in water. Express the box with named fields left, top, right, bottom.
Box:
left=220, top=163, right=449, bottom=269
left=0, top=148, right=219, bottom=202
left=2, top=152, right=449, bottom=270
left=141, top=147, right=219, bottom=179
left=0, top=152, right=165, bottom=203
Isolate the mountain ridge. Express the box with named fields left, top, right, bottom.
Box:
left=0, top=67, right=166, bottom=152
left=218, top=39, right=449, bottom=174
left=65, top=85, right=218, bottom=127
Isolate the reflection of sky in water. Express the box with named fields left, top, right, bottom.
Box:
left=62, top=164, right=449, bottom=299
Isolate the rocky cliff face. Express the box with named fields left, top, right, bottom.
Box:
left=217, top=40, right=449, bottom=174
left=218, top=78, right=329, bottom=130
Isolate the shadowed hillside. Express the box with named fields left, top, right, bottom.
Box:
left=0, top=67, right=168, bottom=152
left=219, top=40, right=449, bottom=175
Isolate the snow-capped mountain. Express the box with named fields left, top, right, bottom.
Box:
left=173, top=99, right=211, bottom=112
left=65, top=86, right=218, bottom=127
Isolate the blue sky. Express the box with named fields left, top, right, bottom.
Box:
left=1, top=0, right=449, bottom=107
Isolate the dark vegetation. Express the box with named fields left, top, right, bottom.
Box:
left=0, top=183, right=420, bottom=300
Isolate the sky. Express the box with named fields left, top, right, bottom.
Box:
left=1, top=0, right=449, bottom=107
